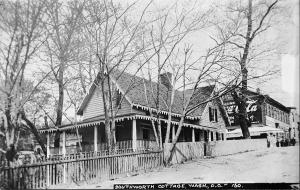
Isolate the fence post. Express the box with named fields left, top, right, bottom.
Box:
left=46, top=163, right=50, bottom=187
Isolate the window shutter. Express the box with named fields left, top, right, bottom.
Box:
left=209, top=107, right=213, bottom=121
left=215, top=109, right=218, bottom=122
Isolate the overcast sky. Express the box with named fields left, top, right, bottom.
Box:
left=150, top=0, right=300, bottom=110
left=24, top=0, right=300, bottom=117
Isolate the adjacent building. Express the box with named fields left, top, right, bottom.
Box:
left=223, top=88, right=293, bottom=140
left=288, top=107, right=299, bottom=141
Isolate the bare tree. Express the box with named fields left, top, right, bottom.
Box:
left=163, top=41, right=242, bottom=164
left=82, top=0, right=158, bottom=151
left=212, top=0, right=280, bottom=138
left=140, top=1, right=211, bottom=149
left=0, top=0, right=48, bottom=153
left=43, top=0, right=85, bottom=151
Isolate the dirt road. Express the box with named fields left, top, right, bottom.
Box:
left=58, top=146, right=299, bottom=189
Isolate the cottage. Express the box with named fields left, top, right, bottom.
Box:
left=39, top=70, right=227, bottom=156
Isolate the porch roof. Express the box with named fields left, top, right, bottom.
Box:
left=39, top=114, right=223, bottom=134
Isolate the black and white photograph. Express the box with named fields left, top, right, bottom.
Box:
left=0, top=0, right=299, bottom=189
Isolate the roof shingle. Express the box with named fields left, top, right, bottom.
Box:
left=78, top=70, right=215, bottom=117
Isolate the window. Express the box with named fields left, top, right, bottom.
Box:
left=284, top=114, right=286, bottom=123
left=270, top=106, right=274, bottom=118
left=209, top=107, right=218, bottom=122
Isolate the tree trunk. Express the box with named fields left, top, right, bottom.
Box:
left=231, top=90, right=251, bottom=139
left=21, top=113, right=47, bottom=155
left=231, top=0, right=253, bottom=139
left=107, top=74, right=116, bottom=151
left=157, top=119, right=162, bottom=149
left=54, top=63, right=65, bottom=150
left=100, top=78, right=112, bottom=152
left=164, top=86, right=175, bottom=144
left=166, top=115, right=185, bottom=165
left=164, top=114, right=172, bottom=144
left=56, top=68, right=64, bottom=126
left=4, top=96, right=14, bottom=147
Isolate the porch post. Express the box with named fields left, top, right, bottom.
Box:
left=208, top=130, right=211, bottom=142
left=94, top=125, right=98, bottom=152
left=192, top=128, right=195, bottom=142
left=62, top=131, right=66, bottom=156
left=224, top=133, right=227, bottom=141
left=132, top=119, right=137, bottom=151
left=46, top=132, right=50, bottom=158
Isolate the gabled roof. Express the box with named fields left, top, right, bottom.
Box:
left=185, top=85, right=215, bottom=116
left=77, top=70, right=216, bottom=117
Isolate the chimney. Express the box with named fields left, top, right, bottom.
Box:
left=159, top=72, right=172, bottom=90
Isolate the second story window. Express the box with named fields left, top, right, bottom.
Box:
left=209, top=107, right=218, bottom=122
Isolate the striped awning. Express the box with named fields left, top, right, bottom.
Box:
left=226, top=125, right=284, bottom=138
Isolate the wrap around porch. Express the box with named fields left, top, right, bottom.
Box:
left=40, top=114, right=227, bottom=158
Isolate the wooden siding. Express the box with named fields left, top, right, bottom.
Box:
left=199, top=100, right=226, bottom=130
left=83, top=87, right=104, bottom=120
left=83, top=87, right=133, bottom=120
left=116, top=98, right=132, bottom=116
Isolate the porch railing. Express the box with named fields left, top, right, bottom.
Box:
left=47, top=140, right=159, bottom=161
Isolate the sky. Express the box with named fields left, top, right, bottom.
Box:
left=79, top=0, right=300, bottom=116
left=165, top=0, right=299, bottom=111
left=20, top=0, right=300, bottom=118
left=264, top=0, right=299, bottom=111
left=142, top=0, right=300, bottom=111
